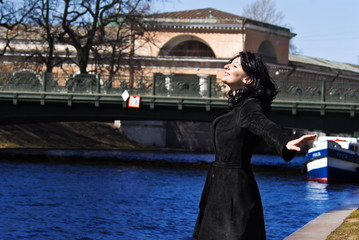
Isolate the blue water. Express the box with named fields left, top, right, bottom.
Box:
left=0, top=154, right=358, bottom=240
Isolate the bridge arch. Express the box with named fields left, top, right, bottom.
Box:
left=258, top=40, right=277, bottom=63
left=159, top=35, right=216, bottom=58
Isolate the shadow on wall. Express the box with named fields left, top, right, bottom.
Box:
left=166, top=121, right=214, bottom=152
left=119, top=120, right=214, bottom=152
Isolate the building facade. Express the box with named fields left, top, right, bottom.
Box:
left=1, top=8, right=359, bottom=101
left=136, top=8, right=295, bottom=84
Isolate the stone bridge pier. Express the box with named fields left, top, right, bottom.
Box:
left=116, top=120, right=214, bottom=152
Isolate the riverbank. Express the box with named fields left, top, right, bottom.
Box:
left=0, top=121, right=214, bottom=166
left=284, top=183, right=359, bottom=240
left=0, top=121, right=145, bottom=149
left=327, top=208, right=359, bottom=239
left=0, top=121, right=315, bottom=154
left=285, top=207, right=359, bottom=240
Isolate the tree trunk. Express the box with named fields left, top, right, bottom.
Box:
left=78, top=48, right=90, bottom=73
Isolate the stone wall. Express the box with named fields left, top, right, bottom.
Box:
left=119, top=120, right=213, bottom=152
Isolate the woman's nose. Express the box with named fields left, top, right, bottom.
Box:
left=224, top=64, right=230, bottom=69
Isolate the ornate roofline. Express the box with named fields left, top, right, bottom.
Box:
left=143, top=21, right=243, bottom=31
left=144, top=8, right=294, bottom=36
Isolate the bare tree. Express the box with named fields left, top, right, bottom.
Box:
left=57, top=0, right=151, bottom=74
left=242, top=0, right=300, bottom=54
left=242, top=0, right=284, bottom=25
left=26, top=0, right=70, bottom=73
left=1, top=0, right=156, bottom=77
left=58, top=0, right=110, bottom=73
left=0, top=0, right=37, bottom=56
left=101, top=16, right=157, bottom=90
left=94, top=3, right=148, bottom=74
left=289, top=41, right=301, bottom=54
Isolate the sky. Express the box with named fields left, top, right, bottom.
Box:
left=150, top=0, right=359, bottom=65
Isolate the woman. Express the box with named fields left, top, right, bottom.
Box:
left=192, top=51, right=316, bottom=240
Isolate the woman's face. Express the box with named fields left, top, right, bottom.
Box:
left=222, top=57, right=252, bottom=90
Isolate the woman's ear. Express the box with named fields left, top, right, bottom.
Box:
left=243, top=76, right=253, bottom=85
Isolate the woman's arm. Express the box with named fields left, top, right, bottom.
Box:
left=239, top=98, right=312, bottom=161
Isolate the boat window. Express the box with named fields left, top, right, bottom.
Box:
left=349, top=144, right=358, bottom=152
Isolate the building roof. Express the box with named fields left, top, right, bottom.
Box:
left=289, top=54, right=359, bottom=75
left=145, top=8, right=293, bottom=35
left=147, top=8, right=243, bottom=21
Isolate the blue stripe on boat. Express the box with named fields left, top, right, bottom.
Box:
left=307, top=148, right=358, bottom=163
left=328, top=148, right=358, bottom=162
left=306, top=149, right=327, bottom=160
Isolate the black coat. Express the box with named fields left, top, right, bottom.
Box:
left=193, top=97, right=296, bottom=240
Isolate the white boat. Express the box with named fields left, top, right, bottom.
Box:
left=305, top=136, right=359, bottom=183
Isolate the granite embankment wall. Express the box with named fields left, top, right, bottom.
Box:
left=0, top=120, right=314, bottom=154
left=0, top=121, right=213, bottom=151
left=0, top=121, right=143, bottom=149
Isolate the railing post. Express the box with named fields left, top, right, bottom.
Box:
left=42, top=72, right=47, bottom=92
left=321, top=79, right=326, bottom=102
left=152, top=75, right=156, bottom=96
left=96, top=74, right=101, bottom=93
left=207, top=76, right=212, bottom=98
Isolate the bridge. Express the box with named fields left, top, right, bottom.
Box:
left=1, top=71, right=359, bottom=135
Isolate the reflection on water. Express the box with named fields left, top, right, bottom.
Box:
left=306, top=181, right=329, bottom=201
left=0, top=155, right=358, bottom=240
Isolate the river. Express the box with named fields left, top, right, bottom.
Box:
left=0, top=153, right=358, bottom=240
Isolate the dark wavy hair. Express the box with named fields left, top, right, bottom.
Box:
left=227, top=51, right=278, bottom=114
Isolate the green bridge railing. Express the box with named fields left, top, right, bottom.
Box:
left=0, top=70, right=359, bottom=104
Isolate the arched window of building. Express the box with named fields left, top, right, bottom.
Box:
left=258, top=40, right=277, bottom=63
left=160, top=35, right=216, bottom=58
left=168, top=40, right=215, bottom=57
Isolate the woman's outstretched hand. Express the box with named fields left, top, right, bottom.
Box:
left=286, top=134, right=317, bottom=152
